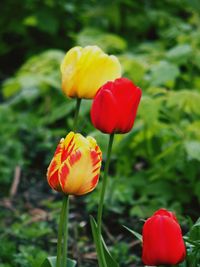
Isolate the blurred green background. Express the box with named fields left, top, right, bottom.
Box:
left=1, top=0, right=200, bottom=266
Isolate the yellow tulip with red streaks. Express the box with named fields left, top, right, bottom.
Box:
left=47, top=132, right=102, bottom=195
left=61, top=45, right=121, bottom=99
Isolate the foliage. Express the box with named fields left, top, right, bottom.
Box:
left=41, top=256, right=76, bottom=267
left=1, top=0, right=200, bottom=266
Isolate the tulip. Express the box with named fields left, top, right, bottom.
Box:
left=91, top=77, right=142, bottom=134
left=47, top=132, right=102, bottom=195
left=142, top=208, right=186, bottom=266
left=60, top=45, right=121, bottom=99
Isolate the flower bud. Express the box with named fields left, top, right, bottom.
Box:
left=61, top=46, right=121, bottom=99
left=142, top=209, right=186, bottom=265
left=91, top=77, right=142, bottom=134
left=47, top=132, right=102, bottom=195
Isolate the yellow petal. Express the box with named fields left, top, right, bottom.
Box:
left=61, top=45, right=121, bottom=99
left=61, top=47, right=83, bottom=98
left=47, top=132, right=102, bottom=195
left=58, top=133, right=102, bottom=195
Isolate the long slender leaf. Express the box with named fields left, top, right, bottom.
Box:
left=40, top=256, right=76, bottom=267
left=90, top=216, right=119, bottom=267
left=90, top=216, right=104, bottom=267
left=123, top=225, right=142, bottom=242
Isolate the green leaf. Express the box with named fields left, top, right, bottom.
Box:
left=90, top=216, right=103, bottom=267
left=77, top=28, right=127, bottom=53
left=2, top=50, right=64, bottom=98
left=188, top=218, right=200, bottom=242
left=123, top=225, right=142, bottom=242
left=2, top=78, right=21, bottom=98
left=35, top=10, right=59, bottom=35
left=23, top=15, right=38, bottom=27
left=186, top=0, right=200, bottom=11
left=102, top=237, right=119, bottom=267
left=167, top=90, right=200, bottom=115
left=43, top=101, right=75, bottom=124
left=119, top=55, right=146, bottom=85
left=184, top=218, right=200, bottom=267
left=40, top=256, right=76, bottom=267
left=150, top=61, right=180, bottom=88
left=166, top=44, right=192, bottom=65
left=138, top=96, right=162, bottom=127
left=90, top=216, right=119, bottom=267
left=184, top=141, right=200, bottom=161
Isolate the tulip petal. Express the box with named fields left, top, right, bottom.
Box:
left=61, top=47, right=83, bottom=98
left=61, top=132, right=76, bottom=162
left=154, top=208, right=178, bottom=222
left=61, top=45, right=121, bottom=99
left=90, top=77, right=142, bottom=134
left=91, top=84, right=118, bottom=134
left=112, top=78, right=142, bottom=132
left=47, top=132, right=102, bottom=195
left=59, top=148, right=101, bottom=195
left=47, top=139, right=64, bottom=191
left=142, top=209, right=186, bottom=265
left=76, top=48, right=121, bottom=98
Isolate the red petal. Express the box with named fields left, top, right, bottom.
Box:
left=91, top=174, right=99, bottom=188
left=48, top=170, right=61, bottom=191
left=91, top=84, right=118, bottom=133
left=154, top=208, right=178, bottom=222
left=61, top=135, right=75, bottom=162
left=59, top=162, right=70, bottom=190
left=91, top=77, right=142, bottom=134
left=142, top=212, right=186, bottom=265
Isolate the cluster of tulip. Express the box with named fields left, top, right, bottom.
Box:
left=45, top=45, right=186, bottom=267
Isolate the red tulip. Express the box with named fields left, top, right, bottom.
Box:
left=142, top=209, right=186, bottom=266
left=90, top=77, right=142, bottom=134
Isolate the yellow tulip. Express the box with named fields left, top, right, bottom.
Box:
left=47, top=132, right=102, bottom=195
left=60, top=45, right=121, bottom=99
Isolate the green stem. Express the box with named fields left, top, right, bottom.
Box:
left=56, top=195, right=68, bottom=267
left=73, top=98, right=82, bottom=132
left=97, top=133, right=115, bottom=267
left=56, top=97, right=82, bottom=267
left=62, top=195, right=69, bottom=267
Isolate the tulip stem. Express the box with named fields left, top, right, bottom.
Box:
left=62, top=195, right=69, bottom=267
left=73, top=98, right=82, bottom=132
left=57, top=98, right=80, bottom=267
left=56, top=195, right=69, bottom=267
left=97, top=133, right=115, bottom=267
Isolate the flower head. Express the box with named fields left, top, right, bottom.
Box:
left=142, top=208, right=186, bottom=265
left=61, top=46, right=121, bottom=99
left=47, top=132, right=102, bottom=195
left=91, top=77, right=142, bottom=134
